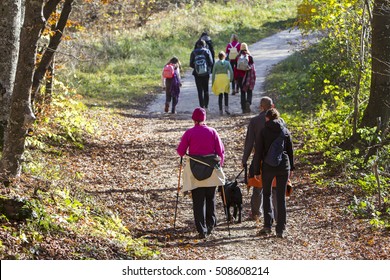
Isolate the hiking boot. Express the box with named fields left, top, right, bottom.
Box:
left=258, top=227, right=272, bottom=235
left=197, top=232, right=208, bottom=240
left=245, top=102, right=251, bottom=113
left=219, top=109, right=223, bottom=115
left=164, top=103, right=169, bottom=113
left=276, top=232, right=284, bottom=238
left=225, top=106, right=231, bottom=115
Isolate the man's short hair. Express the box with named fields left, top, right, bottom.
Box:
left=196, top=39, right=206, bottom=48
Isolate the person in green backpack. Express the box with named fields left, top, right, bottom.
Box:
left=211, top=51, right=233, bottom=115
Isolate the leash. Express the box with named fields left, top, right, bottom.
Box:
left=186, top=154, right=220, bottom=169
left=234, top=167, right=245, bottom=181
left=186, top=155, right=213, bottom=167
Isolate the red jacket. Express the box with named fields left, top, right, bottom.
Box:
left=234, top=50, right=254, bottom=79
left=225, top=41, right=241, bottom=61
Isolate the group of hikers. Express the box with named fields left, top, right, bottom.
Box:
left=177, top=101, right=294, bottom=239
left=162, top=32, right=255, bottom=115
left=164, top=32, right=295, bottom=239
left=176, top=99, right=294, bottom=239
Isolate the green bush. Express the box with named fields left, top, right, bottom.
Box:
left=264, top=8, right=389, bottom=228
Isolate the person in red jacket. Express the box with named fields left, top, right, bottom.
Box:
left=225, top=34, right=241, bottom=95
left=234, top=43, right=255, bottom=114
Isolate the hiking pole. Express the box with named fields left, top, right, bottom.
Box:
left=173, top=157, right=183, bottom=230
left=244, top=164, right=248, bottom=185
left=220, top=183, right=231, bottom=237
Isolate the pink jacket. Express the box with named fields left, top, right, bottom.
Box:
left=177, top=124, right=225, bottom=165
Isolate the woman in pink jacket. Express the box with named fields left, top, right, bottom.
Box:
left=177, top=108, right=225, bottom=239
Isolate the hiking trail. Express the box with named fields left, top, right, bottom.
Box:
left=74, top=29, right=389, bottom=260
left=147, top=29, right=304, bottom=116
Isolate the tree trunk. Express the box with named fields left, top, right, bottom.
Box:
left=44, top=58, right=55, bottom=105
left=31, top=0, right=74, bottom=104
left=1, top=0, right=45, bottom=178
left=0, top=0, right=23, bottom=146
left=360, top=0, right=390, bottom=131
left=43, top=0, right=62, bottom=20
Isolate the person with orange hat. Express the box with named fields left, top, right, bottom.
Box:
left=177, top=107, right=225, bottom=239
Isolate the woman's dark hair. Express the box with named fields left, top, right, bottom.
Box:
left=169, top=56, right=179, bottom=64
left=265, top=108, right=280, bottom=121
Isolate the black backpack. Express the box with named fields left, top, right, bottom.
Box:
left=264, top=130, right=285, bottom=167
left=189, top=154, right=220, bottom=181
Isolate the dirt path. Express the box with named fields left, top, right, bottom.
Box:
left=147, top=29, right=304, bottom=115
left=74, top=30, right=389, bottom=260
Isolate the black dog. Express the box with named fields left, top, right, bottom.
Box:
left=218, top=180, right=243, bottom=223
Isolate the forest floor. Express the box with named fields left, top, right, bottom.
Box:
left=66, top=30, right=389, bottom=260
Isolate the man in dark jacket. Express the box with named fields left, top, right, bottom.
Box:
left=242, top=96, right=275, bottom=221
left=194, top=32, right=215, bottom=65
left=190, top=40, right=214, bottom=110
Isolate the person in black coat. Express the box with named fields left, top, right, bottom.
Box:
left=194, top=31, right=215, bottom=65
left=242, top=96, right=275, bottom=221
left=190, top=40, right=214, bottom=110
left=254, top=108, right=295, bottom=238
